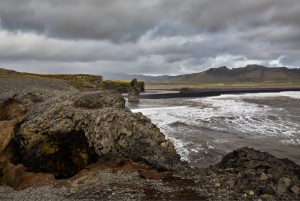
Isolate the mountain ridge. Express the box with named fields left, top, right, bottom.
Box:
left=166, top=64, right=300, bottom=83
left=1, top=65, right=300, bottom=83
left=105, top=65, right=300, bottom=83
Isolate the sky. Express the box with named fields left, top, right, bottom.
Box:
left=0, top=0, right=299, bottom=75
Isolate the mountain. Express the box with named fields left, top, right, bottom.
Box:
left=103, top=65, right=300, bottom=83
left=102, top=72, right=169, bottom=81
left=2, top=65, right=300, bottom=84
left=165, top=65, right=300, bottom=83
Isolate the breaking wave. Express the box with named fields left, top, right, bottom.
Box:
left=132, top=91, right=300, bottom=166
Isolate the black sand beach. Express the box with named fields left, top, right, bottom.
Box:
left=139, top=88, right=300, bottom=99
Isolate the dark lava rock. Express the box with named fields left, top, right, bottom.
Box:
left=128, top=79, right=140, bottom=103
left=0, top=79, right=181, bottom=183
left=73, top=91, right=125, bottom=109
left=217, top=147, right=300, bottom=197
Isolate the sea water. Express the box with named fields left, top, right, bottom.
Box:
left=130, top=91, right=300, bottom=167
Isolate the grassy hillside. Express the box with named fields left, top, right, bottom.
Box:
left=0, top=68, right=145, bottom=92
left=166, top=65, right=300, bottom=83
left=33, top=74, right=103, bottom=90
left=0, top=68, right=103, bottom=90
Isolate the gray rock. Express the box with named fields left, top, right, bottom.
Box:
left=276, top=177, right=292, bottom=195
left=3, top=90, right=181, bottom=178
left=128, top=79, right=140, bottom=103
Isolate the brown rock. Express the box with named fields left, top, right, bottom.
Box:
left=0, top=121, right=15, bottom=153
left=2, top=163, right=27, bottom=188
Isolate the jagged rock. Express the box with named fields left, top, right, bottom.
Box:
left=217, top=147, right=300, bottom=197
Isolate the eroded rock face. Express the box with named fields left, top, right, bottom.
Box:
left=0, top=90, right=181, bottom=181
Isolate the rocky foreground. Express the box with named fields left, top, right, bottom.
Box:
left=0, top=75, right=300, bottom=201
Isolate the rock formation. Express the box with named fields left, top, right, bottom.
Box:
left=13, top=91, right=179, bottom=178
left=216, top=147, right=300, bottom=197
left=0, top=76, right=181, bottom=185
left=128, top=79, right=140, bottom=103
left=0, top=73, right=300, bottom=200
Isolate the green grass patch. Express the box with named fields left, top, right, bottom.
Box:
left=103, top=80, right=145, bottom=93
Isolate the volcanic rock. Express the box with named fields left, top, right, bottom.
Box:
left=0, top=84, right=181, bottom=182
left=128, top=79, right=140, bottom=103
left=217, top=147, right=300, bottom=197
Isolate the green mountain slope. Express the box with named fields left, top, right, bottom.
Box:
left=166, top=65, right=300, bottom=83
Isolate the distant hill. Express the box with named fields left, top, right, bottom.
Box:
left=102, top=72, right=169, bottom=82
left=164, top=65, right=300, bottom=83
left=103, top=65, right=300, bottom=83
left=2, top=65, right=300, bottom=86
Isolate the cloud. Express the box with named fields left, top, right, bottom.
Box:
left=0, top=0, right=299, bottom=74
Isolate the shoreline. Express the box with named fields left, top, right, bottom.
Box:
left=139, top=87, right=300, bottom=99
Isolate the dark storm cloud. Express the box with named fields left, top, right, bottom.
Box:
left=1, top=0, right=300, bottom=42
left=0, top=0, right=163, bottom=42
left=0, top=0, right=299, bottom=74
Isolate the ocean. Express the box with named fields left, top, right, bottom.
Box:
left=129, top=91, right=300, bottom=167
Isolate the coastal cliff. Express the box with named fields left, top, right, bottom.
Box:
left=0, top=73, right=299, bottom=200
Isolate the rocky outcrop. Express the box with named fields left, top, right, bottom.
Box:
left=128, top=79, right=140, bottom=103
left=215, top=147, right=300, bottom=198
left=2, top=146, right=300, bottom=201
left=1, top=72, right=300, bottom=200
left=0, top=84, right=181, bottom=182
left=103, top=79, right=145, bottom=93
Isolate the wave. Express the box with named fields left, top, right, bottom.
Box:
left=131, top=92, right=300, bottom=163
left=212, top=91, right=300, bottom=99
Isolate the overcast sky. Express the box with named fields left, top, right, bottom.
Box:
left=0, top=0, right=299, bottom=75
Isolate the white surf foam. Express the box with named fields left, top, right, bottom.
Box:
left=132, top=92, right=300, bottom=160
left=214, top=91, right=300, bottom=99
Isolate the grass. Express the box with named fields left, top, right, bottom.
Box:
left=0, top=69, right=104, bottom=90
left=103, top=80, right=145, bottom=93
left=33, top=74, right=104, bottom=89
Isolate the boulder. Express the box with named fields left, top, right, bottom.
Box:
left=1, top=90, right=181, bottom=180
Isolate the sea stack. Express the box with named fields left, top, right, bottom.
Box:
left=128, top=79, right=140, bottom=103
